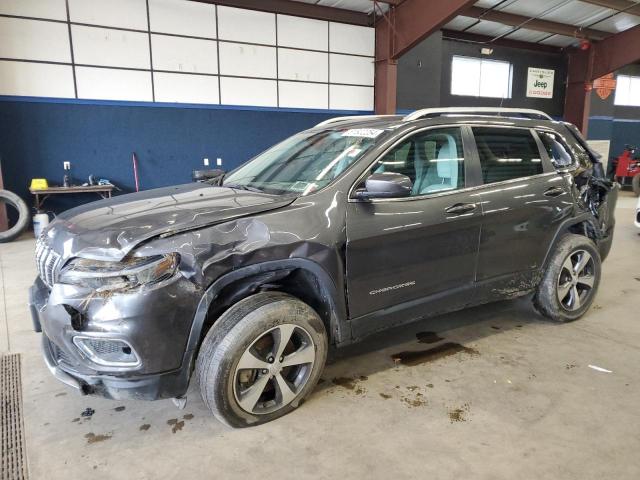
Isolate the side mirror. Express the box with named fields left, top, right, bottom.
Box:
left=354, top=172, right=413, bottom=200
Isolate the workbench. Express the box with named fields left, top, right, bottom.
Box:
left=29, top=185, right=115, bottom=210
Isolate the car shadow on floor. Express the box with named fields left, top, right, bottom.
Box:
left=314, top=295, right=552, bottom=392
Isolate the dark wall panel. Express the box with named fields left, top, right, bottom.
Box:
left=0, top=101, right=333, bottom=212
left=397, top=32, right=443, bottom=111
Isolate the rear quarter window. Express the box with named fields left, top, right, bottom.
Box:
left=537, top=130, right=574, bottom=169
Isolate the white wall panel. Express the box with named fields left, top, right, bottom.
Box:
left=0, top=60, right=74, bottom=97
left=278, top=49, right=327, bottom=82
left=277, top=15, right=327, bottom=51
left=154, top=72, right=219, bottom=104
left=218, top=6, right=276, bottom=45
left=279, top=81, right=327, bottom=109
left=220, top=77, right=277, bottom=107
left=329, top=84, right=373, bottom=111
left=76, top=67, right=152, bottom=101
left=219, top=43, right=276, bottom=78
left=329, top=22, right=374, bottom=56
left=149, top=0, right=216, bottom=38
left=152, top=35, right=217, bottom=74
left=72, top=25, right=150, bottom=68
left=0, top=0, right=66, bottom=20
left=69, top=0, right=147, bottom=30
left=329, top=54, right=373, bottom=85
left=0, top=18, right=70, bottom=63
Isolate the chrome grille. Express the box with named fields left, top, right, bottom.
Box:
left=35, top=239, right=63, bottom=288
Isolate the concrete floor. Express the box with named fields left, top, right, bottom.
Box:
left=1, top=192, right=639, bottom=480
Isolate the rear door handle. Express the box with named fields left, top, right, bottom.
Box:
left=445, top=203, right=477, bottom=215
left=544, top=186, right=565, bottom=197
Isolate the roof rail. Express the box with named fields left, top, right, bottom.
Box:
left=403, top=107, right=552, bottom=122
left=314, top=115, right=396, bottom=128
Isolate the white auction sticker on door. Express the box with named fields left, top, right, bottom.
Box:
left=342, top=128, right=384, bottom=139
left=527, top=67, right=555, bottom=98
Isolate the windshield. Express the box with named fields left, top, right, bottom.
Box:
left=222, top=127, right=386, bottom=195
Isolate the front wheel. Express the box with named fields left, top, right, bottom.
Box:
left=196, top=292, right=328, bottom=428
left=533, top=234, right=601, bottom=322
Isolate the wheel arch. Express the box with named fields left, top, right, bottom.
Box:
left=542, top=214, right=602, bottom=270
left=181, top=259, right=348, bottom=374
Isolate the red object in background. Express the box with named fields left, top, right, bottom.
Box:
left=579, top=39, right=591, bottom=51
left=614, top=145, right=640, bottom=185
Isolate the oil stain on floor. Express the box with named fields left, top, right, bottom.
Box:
left=448, top=404, right=470, bottom=423
left=391, top=342, right=480, bottom=367
left=84, top=432, right=112, bottom=444
left=332, top=376, right=367, bottom=395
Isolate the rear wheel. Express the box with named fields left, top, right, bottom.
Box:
left=196, top=292, right=327, bottom=428
left=534, top=234, right=601, bottom=322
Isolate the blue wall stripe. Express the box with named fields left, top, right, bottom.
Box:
left=0, top=99, right=348, bottom=214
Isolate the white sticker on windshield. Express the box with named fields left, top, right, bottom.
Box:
left=342, top=128, right=384, bottom=139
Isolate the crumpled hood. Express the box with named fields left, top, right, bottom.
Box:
left=44, top=183, right=295, bottom=261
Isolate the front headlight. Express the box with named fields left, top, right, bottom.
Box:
left=58, top=253, right=179, bottom=292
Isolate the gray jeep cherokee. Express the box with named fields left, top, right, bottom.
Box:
left=29, top=108, right=618, bottom=427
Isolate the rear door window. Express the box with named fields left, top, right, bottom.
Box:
left=472, top=127, right=543, bottom=184
left=537, top=130, right=574, bottom=168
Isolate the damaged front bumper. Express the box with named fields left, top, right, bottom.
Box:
left=29, top=275, right=200, bottom=400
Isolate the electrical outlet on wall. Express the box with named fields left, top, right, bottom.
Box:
left=203, top=158, right=209, bottom=166
left=216, top=158, right=222, bottom=167
left=63, top=161, right=71, bottom=170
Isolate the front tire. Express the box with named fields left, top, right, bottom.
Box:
left=196, top=292, right=328, bottom=428
left=534, top=234, right=601, bottom=322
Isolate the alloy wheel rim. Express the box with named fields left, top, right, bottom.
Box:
left=232, top=324, right=316, bottom=415
left=557, top=249, right=596, bottom=311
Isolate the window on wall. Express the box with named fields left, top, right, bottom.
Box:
left=451, top=56, right=513, bottom=99
left=614, top=75, right=640, bottom=107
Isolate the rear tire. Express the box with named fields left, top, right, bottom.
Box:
left=533, top=234, right=601, bottom=322
left=196, top=292, right=327, bottom=428
left=632, top=174, right=640, bottom=196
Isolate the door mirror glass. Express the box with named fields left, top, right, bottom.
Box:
left=354, top=172, right=413, bottom=199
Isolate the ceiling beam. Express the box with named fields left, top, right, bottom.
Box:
left=378, top=0, right=478, bottom=60
left=592, top=23, right=640, bottom=78
left=464, top=5, right=610, bottom=41
left=441, top=29, right=563, bottom=54
left=580, top=0, right=640, bottom=16
left=189, top=0, right=372, bottom=26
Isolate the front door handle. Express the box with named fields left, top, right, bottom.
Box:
left=445, top=203, right=477, bottom=215
left=544, top=186, right=565, bottom=197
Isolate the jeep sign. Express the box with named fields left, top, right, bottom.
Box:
left=526, top=67, right=555, bottom=99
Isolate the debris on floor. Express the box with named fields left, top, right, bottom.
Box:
left=588, top=365, right=613, bottom=373
left=80, top=408, right=95, bottom=418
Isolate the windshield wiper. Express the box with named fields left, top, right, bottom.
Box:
left=223, top=183, right=264, bottom=193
